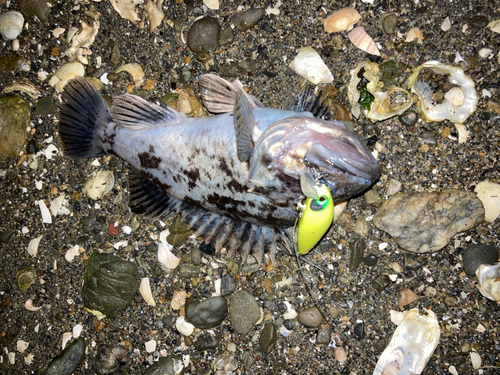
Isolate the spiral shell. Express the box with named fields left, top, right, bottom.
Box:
left=348, top=26, right=380, bottom=56
left=476, top=262, right=500, bottom=302
left=289, top=47, right=333, bottom=85
left=324, top=7, right=361, bottom=33
left=0, top=11, right=24, bottom=40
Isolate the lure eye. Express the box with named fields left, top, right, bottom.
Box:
left=310, top=195, right=329, bottom=211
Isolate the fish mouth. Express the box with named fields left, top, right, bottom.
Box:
left=305, top=138, right=381, bottom=200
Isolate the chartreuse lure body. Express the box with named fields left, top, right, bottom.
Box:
left=297, top=172, right=335, bottom=254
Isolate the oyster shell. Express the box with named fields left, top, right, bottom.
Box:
left=324, top=7, right=361, bottom=33
left=408, top=61, right=478, bottom=124
left=476, top=262, right=500, bottom=302
left=348, top=26, right=380, bottom=56
left=348, top=60, right=413, bottom=121
left=0, top=11, right=24, bottom=40
left=374, top=308, right=440, bottom=375
left=289, top=47, right=333, bottom=85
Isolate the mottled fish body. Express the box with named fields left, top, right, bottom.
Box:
left=59, top=75, right=380, bottom=263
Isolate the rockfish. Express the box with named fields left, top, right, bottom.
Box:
left=58, top=75, right=380, bottom=263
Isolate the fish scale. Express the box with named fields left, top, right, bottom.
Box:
left=58, top=75, right=380, bottom=263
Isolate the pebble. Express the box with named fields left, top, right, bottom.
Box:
left=233, top=9, right=265, bottom=31
left=35, top=96, right=57, bottom=114
left=187, top=16, right=220, bottom=53
left=220, top=274, right=237, bottom=296
left=316, top=326, right=331, bottom=344
left=144, top=355, right=182, bottom=375
left=228, top=290, right=261, bottom=334
left=385, top=179, right=402, bottom=196
left=297, top=306, right=323, bottom=328
left=354, top=321, right=364, bottom=339
left=179, top=263, right=199, bottom=278
left=398, top=288, right=420, bottom=307
left=46, top=338, right=85, bottom=375
left=399, top=110, right=419, bottom=126
left=259, top=322, right=277, bottom=355
left=463, top=244, right=499, bottom=276
left=190, top=246, right=202, bottom=266
left=219, top=27, right=234, bottom=45
left=404, top=253, right=426, bottom=270
left=185, top=296, right=227, bottom=329
left=0, top=230, right=14, bottom=243
left=362, top=254, right=378, bottom=267
left=373, top=190, right=485, bottom=253
left=0, top=55, right=23, bottom=72
left=16, top=267, right=36, bottom=293
left=372, top=274, right=391, bottom=291
left=17, top=0, right=55, bottom=22
left=364, top=189, right=383, bottom=207
left=283, top=319, right=295, bottom=330
left=93, top=346, right=120, bottom=374
left=0, top=96, right=30, bottom=160
left=379, top=13, right=398, bottom=35
left=349, top=238, right=365, bottom=271
left=194, top=334, right=219, bottom=351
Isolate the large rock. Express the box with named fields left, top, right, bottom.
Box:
left=0, top=96, right=30, bottom=160
left=373, top=190, right=484, bottom=253
left=185, top=296, right=227, bottom=329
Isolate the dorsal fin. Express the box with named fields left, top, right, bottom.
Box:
left=112, top=94, right=186, bottom=129
left=234, top=91, right=257, bottom=162
left=198, top=74, right=264, bottom=113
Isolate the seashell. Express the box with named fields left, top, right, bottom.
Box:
left=25, top=298, right=43, bottom=311
left=12, top=38, right=19, bottom=51
left=171, top=290, right=187, bottom=310
left=478, top=48, right=493, bottom=58
left=454, top=124, right=470, bottom=144
left=145, top=339, right=156, bottom=353
left=470, top=352, right=482, bottom=370
left=405, top=27, right=423, bottom=44
left=374, top=308, right=440, bottom=375
left=140, top=277, right=156, bottom=306
left=408, top=61, right=478, bottom=124
left=35, top=199, right=52, bottom=224
left=0, top=11, right=24, bottom=40
left=146, top=0, right=164, bottom=33
left=62, top=332, right=73, bottom=350
left=324, top=7, right=361, bottom=33
left=52, top=27, right=65, bottom=38
left=48, top=61, right=85, bottom=91
left=476, top=262, right=500, bottom=302
left=158, top=241, right=181, bottom=269
left=441, top=17, right=451, bottom=32
left=28, top=235, right=43, bottom=257
left=487, top=19, right=500, bottom=33
left=2, top=79, right=42, bottom=100
left=109, top=0, right=141, bottom=22
left=203, top=0, right=219, bottom=10
left=115, top=63, right=145, bottom=86
left=66, top=21, right=99, bottom=65
left=72, top=324, right=83, bottom=338
left=348, top=26, right=380, bottom=56
left=474, top=181, right=500, bottom=222
left=17, top=340, right=29, bottom=353
left=289, top=47, right=333, bottom=85
left=176, top=316, right=195, bottom=336
left=83, top=171, right=115, bottom=200
left=378, top=13, right=397, bottom=35
left=334, top=347, right=347, bottom=363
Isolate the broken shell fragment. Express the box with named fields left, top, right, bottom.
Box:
left=405, top=27, right=423, bottom=44
left=48, top=61, right=85, bottom=91
left=146, top=0, right=164, bottom=33
left=324, top=7, right=361, bottom=33
left=476, top=262, right=500, bottom=302
left=110, top=0, right=141, bottom=22
left=487, top=20, right=500, bottom=33
left=348, top=27, right=380, bottom=56
left=158, top=241, right=181, bottom=269
left=176, top=316, right=195, bottom=336
left=475, top=181, right=500, bottom=222
left=66, top=21, right=100, bottom=65
left=83, top=171, right=115, bottom=200
left=408, top=61, right=477, bottom=124
left=374, top=308, right=440, bottom=375
left=0, top=11, right=24, bottom=40
left=289, top=47, right=333, bottom=85
left=441, top=17, right=451, bottom=32
left=115, top=63, right=145, bottom=86
left=139, top=277, right=156, bottom=306
left=378, top=13, right=397, bottom=35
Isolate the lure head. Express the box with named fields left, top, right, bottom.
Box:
left=250, top=116, right=380, bottom=203
left=297, top=172, right=335, bottom=254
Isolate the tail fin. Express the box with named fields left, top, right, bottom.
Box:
left=58, top=77, right=111, bottom=159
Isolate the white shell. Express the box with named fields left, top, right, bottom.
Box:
left=405, top=27, right=423, bottom=44
left=25, top=299, right=43, bottom=311
left=146, top=0, right=164, bottom=32
left=140, top=277, right=156, bottom=306
left=35, top=200, right=52, bottom=224
left=348, top=26, right=380, bottom=56
left=171, top=290, right=187, bottom=310
left=408, top=61, right=478, bottom=124
left=17, top=340, right=29, bottom=353
left=289, top=47, right=333, bottom=85
left=110, top=0, right=142, bottom=22
left=28, top=235, right=43, bottom=257
left=115, top=63, right=145, bottom=86
left=83, top=171, right=115, bottom=200
left=474, top=181, right=500, bottom=222
left=203, top=0, right=219, bottom=10
left=66, top=21, right=99, bottom=65
left=441, top=17, right=451, bottom=32
left=476, top=263, right=500, bottom=302
left=470, top=351, right=482, bottom=370
left=48, top=61, right=85, bottom=91
left=487, top=20, right=500, bottom=33
left=176, top=316, right=195, bottom=336
left=158, top=242, right=181, bottom=269
left=0, top=11, right=24, bottom=40
left=374, top=308, right=440, bottom=375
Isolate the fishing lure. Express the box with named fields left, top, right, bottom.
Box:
left=296, top=172, right=335, bottom=254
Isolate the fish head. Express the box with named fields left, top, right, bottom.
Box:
left=250, top=116, right=380, bottom=202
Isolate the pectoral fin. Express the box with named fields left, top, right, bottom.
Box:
left=234, top=91, right=257, bottom=162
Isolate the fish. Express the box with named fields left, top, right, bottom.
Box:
left=58, top=75, right=380, bottom=264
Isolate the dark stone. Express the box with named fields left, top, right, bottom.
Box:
left=354, top=321, right=364, bottom=339
left=220, top=274, right=237, bottom=296
left=187, top=17, right=220, bottom=53
left=259, top=323, right=277, bottom=355
left=219, top=28, right=234, bottom=46
left=194, top=335, right=219, bottom=351
left=228, top=290, right=261, bottom=334
left=93, top=346, right=120, bottom=375
left=349, top=238, right=365, bottom=271
left=283, top=319, right=295, bottom=330
left=316, top=327, right=331, bottom=344
left=185, top=296, right=227, bottom=329
left=46, top=338, right=85, bottom=375
left=35, top=96, right=57, bottom=114
left=371, top=275, right=391, bottom=291
left=16, top=0, right=57, bottom=22
left=199, top=242, right=215, bottom=255
left=144, top=355, right=182, bottom=375
left=399, top=110, right=419, bottom=126
left=0, top=55, right=23, bottom=72
left=463, top=244, right=499, bottom=276
left=362, top=254, right=378, bottom=267
left=179, top=264, right=199, bottom=279
left=233, top=9, right=265, bottom=31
